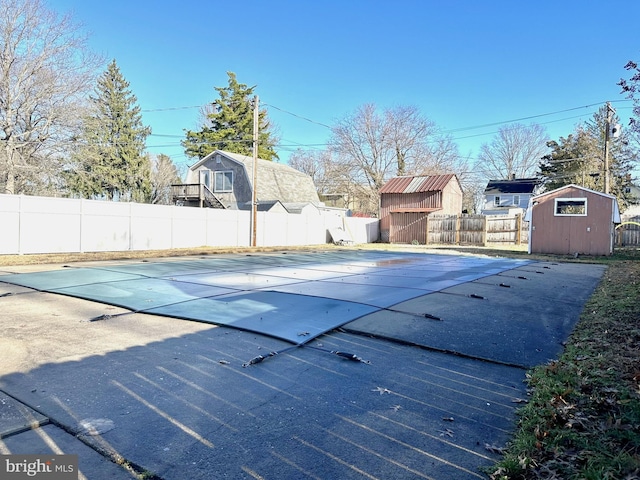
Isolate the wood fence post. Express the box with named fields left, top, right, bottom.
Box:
left=425, top=214, right=429, bottom=245
left=617, top=224, right=623, bottom=247
left=482, top=215, right=487, bottom=246
left=515, top=214, right=521, bottom=245
left=455, top=214, right=461, bottom=245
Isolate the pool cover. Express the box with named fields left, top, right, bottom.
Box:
left=2, top=250, right=530, bottom=345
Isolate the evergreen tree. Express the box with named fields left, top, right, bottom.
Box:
left=585, top=105, right=636, bottom=201
left=539, top=106, right=636, bottom=205
left=539, top=129, right=600, bottom=191
left=182, top=72, right=278, bottom=161
left=67, top=60, right=151, bottom=201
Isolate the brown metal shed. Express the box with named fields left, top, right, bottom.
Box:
left=525, top=184, right=621, bottom=256
left=379, top=174, right=463, bottom=243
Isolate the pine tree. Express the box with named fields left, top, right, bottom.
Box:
left=67, top=60, right=151, bottom=201
left=182, top=72, right=278, bottom=161
left=539, top=129, right=600, bottom=191
left=539, top=106, right=636, bottom=205
left=585, top=106, right=635, bottom=201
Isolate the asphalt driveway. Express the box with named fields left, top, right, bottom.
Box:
left=0, top=249, right=605, bottom=479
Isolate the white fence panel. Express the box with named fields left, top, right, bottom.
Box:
left=170, top=205, right=209, bottom=249
left=0, top=194, right=379, bottom=255
left=0, top=195, right=20, bottom=254
left=20, top=196, right=82, bottom=254
left=81, top=200, right=131, bottom=252
left=259, top=211, right=288, bottom=247
left=345, top=217, right=379, bottom=243
left=130, top=203, right=173, bottom=251
left=206, top=209, right=250, bottom=247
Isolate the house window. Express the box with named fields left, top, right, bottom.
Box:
left=214, top=171, right=233, bottom=192
left=494, top=196, right=500, bottom=207
left=513, top=195, right=520, bottom=206
left=554, top=197, right=587, bottom=216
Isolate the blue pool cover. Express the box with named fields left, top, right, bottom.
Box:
left=2, top=250, right=530, bottom=345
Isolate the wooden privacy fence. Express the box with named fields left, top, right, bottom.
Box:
left=616, top=215, right=640, bottom=246
left=425, top=214, right=528, bottom=246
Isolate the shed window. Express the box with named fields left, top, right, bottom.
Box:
left=513, top=195, right=520, bottom=206
left=214, top=171, right=233, bottom=192
left=554, top=198, right=587, bottom=216
left=494, top=196, right=500, bottom=207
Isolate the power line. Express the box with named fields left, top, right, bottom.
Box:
left=141, top=105, right=201, bottom=112
left=443, top=100, right=631, bottom=134
left=93, top=99, right=637, bottom=159
left=449, top=113, right=591, bottom=142
left=262, top=103, right=332, bottom=129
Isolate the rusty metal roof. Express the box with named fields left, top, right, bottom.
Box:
left=390, top=207, right=441, bottom=213
left=380, top=174, right=456, bottom=194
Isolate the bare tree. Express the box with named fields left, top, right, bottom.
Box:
left=288, top=149, right=325, bottom=188
left=329, top=104, right=438, bottom=195
left=0, top=0, right=100, bottom=195
left=457, top=165, right=486, bottom=213
left=323, top=104, right=472, bottom=215
left=149, top=154, right=182, bottom=204
left=288, top=148, right=359, bottom=209
left=476, top=123, right=549, bottom=180
left=409, top=134, right=466, bottom=176
left=385, top=105, right=437, bottom=176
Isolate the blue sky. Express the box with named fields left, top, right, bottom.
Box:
left=50, top=0, right=640, bottom=175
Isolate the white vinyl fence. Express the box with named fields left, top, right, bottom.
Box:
left=0, top=194, right=379, bottom=255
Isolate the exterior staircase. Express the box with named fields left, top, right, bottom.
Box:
left=171, top=184, right=226, bottom=208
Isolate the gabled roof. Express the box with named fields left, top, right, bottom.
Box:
left=237, top=200, right=287, bottom=212
left=192, top=150, right=320, bottom=204
left=526, top=184, right=621, bottom=223
left=532, top=184, right=618, bottom=201
left=380, top=174, right=457, bottom=194
left=484, top=178, right=540, bottom=195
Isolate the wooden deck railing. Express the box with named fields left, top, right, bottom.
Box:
left=171, top=184, right=225, bottom=208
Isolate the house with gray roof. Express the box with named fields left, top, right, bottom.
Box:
left=481, top=177, right=541, bottom=216
left=171, top=150, right=321, bottom=211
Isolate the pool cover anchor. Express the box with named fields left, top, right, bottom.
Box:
left=87, top=311, right=132, bottom=322
left=242, top=345, right=372, bottom=367
left=242, top=351, right=280, bottom=367
left=331, top=350, right=371, bottom=364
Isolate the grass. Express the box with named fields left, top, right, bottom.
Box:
left=1, top=244, right=639, bottom=478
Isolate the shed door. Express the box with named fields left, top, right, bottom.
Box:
left=389, top=212, right=427, bottom=244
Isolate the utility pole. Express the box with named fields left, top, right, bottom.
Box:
left=603, top=102, right=614, bottom=194
left=251, top=95, right=259, bottom=247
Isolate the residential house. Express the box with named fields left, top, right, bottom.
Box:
left=171, top=150, right=321, bottom=211
left=481, top=177, right=541, bottom=216
left=622, top=182, right=640, bottom=213
left=379, top=174, right=463, bottom=244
